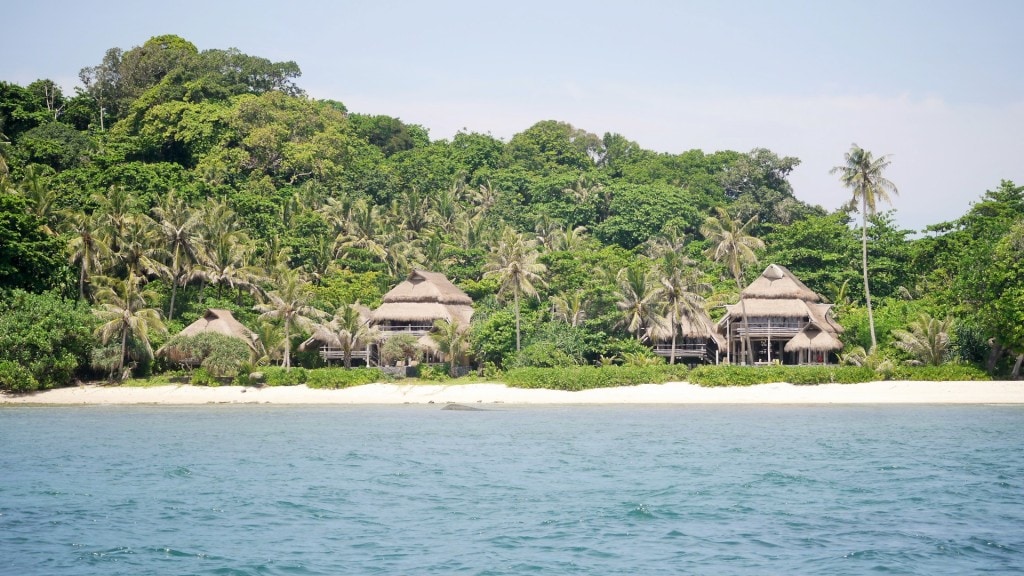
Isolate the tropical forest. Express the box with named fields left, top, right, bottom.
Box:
left=2, top=35, right=1022, bottom=392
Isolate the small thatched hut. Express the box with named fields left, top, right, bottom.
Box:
left=718, top=264, right=843, bottom=365
left=648, top=308, right=725, bottom=364
left=158, top=309, right=258, bottom=364
left=299, top=304, right=376, bottom=366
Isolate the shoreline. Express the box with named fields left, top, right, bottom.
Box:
left=3, top=380, right=1024, bottom=406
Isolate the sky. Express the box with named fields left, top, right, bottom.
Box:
left=3, top=0, right=1023, bottom=231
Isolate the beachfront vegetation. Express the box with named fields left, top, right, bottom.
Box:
left=1, top=34, right=1023, bottom=392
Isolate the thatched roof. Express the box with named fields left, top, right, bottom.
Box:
left=649, top=308, right=725, bottom=346
left=742, top=264, right=820, bottom=302
left=382, top=270, right=473, bottom=305
left=175, top=309, right=257, bottom=350
left=373, top=270, right=474, bottom=325
left=300, top=304, right=377, bottom=351
left=722, top=298, right=815, bottom=319
left=784, top=326, right=843, bottom=352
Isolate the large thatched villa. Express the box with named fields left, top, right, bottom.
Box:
left=158, top=308, right=259, bottom=365
left=306, top=269, right=474, bottom=366
left=718, top=264, right=843, bottom=365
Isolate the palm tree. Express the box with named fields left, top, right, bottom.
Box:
left=64, top=210, right=112, bottom=301
left=430, top=318, right=469, bottom=377
left=701, top=207, right=764, bottom=364
left=893, top=313, right=952, bottom=366
left=658, top=259, right=711, bottom=365
left=551, top=291, right=587, bottom=327
left=482, top=227, right=547, bottom=352
left=616, top=266, right=665, bottom=342
left=254, top=268, right=323, bottom=370
left=18, top=164, right=59, bottom=235
left=93, top=272, right=167, bottom=380
left=152, top=191, right=202, bottom=320
left=307, top=303, right=377, bottom=368
left=117, top=213, right=170, bottom=281
left=831, top=144, right=898, bottom=352
left=93, top=186, right=135, bottom=255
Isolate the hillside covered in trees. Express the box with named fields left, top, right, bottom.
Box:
left=1, top=35, right=1022, bottom=389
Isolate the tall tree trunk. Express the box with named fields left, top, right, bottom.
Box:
left=119, top=328, right=128, bottom=381
left=862, top=198, right=877, bottom=352
left=986, top=340, right=1004, bottom=375
left=670, top=317, right=677, bottom=365
left=514, top=289, right=521, bottom=352
left=1013, top=354, right=1024, bottom=380
left=283, top=322, right=291, bottom=370
left=737, top=276, right=754, bottom=365
left=168, top=245, right=180, bottom=320
left=79, top=263, right=87, bottom=301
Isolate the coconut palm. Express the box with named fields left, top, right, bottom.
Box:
left=616, top=266, right=665, bottom=342
left=93, top=272, right=168, bottom=380
left=551, top=291, right=587, bottom=327
left=658, top=260, right=711, bottom=365
left=893, top=313, right=952, bottom=366
left=254, top=268, right=323, bottom=370
left=701, top=206, right=764, bottom=364
left=430, top=318, right=469, bottom=377
left=64, top=210, right=112, bottom=301
left=482, top=227, right=547, bottom=352
left=18, top=164, right=59, bottom=235
left=92, top=186, right=135, bottom=254
left=152, top=191, right=202, bottom=320
left=117, top=213, right=170, bottom=282
left=306, top=303, right=377, bottom=368
left=831, top=144, right=898, bottom=352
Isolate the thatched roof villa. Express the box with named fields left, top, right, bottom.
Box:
left=373, top=269, right=473, bottom=332
left=303, top=270, right=474, bottom=366
left=718, top=264, right=843, bottom=365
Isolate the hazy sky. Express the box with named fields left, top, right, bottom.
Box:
left=3, top=0, right=1023, bottom=231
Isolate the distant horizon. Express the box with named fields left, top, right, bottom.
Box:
left=3, top=0, right=1023, bottom=231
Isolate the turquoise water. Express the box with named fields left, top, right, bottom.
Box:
left=1, top=405, right=1022, bottom=575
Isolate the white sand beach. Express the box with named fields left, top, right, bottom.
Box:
left=3, top=381, right=1024, bottom=405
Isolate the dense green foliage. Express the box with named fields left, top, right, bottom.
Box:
left=502, top=365, right=690, bottom=391
left=0, top=291, right=97, bottom=391
left=305, top=367, right=388, bottom=389
left=689, top=364, right=989, bottom=386
left=1, top=34, right=1023, bottom=388
left=161, top=332, right=251, bottom=377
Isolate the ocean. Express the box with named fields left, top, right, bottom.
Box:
left=1, top=405, right=1022, bottom=575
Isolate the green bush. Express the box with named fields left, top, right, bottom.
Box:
left=892, top=364, right=990, bottom=381
left=161, top=332, right=251, bottom=378
left=507, top=342, right=577, bottom=368
left=503, top=365, right=689, bottom=391
left=262, top=366, right=308, bottom=386
left=0, top=290, right=96, bottom=391
left=305, top=367, right=386, bottom=389
left=0, top=361, right=39, bottom=393
left=190, top=367, right=217, bottom=387
left=687, top=363, right=992, bottom=387
left=417, top=364, right=450, bottom=382
left=688, top=365, right=878, bottom=387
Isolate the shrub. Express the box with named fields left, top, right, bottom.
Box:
left=305, top=367, right=386, bottom=389
left=891, top=364, right=990, bottom=381
left=503, top=365, right=689, bottom=391
left=417, top=364, right=450, bottom=382
left=262, top=366, right=308, bottom=386
left=162, top=332, right=251, bottom=378
left=507, top=342, right=577, bottom=368
left=688, top=365, right=878, bottom=387
left=0, top=361, right=39, bottom=393
left=190, top=368, right=217, bottom=387
left=0, top=290, right=96, bottom=391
